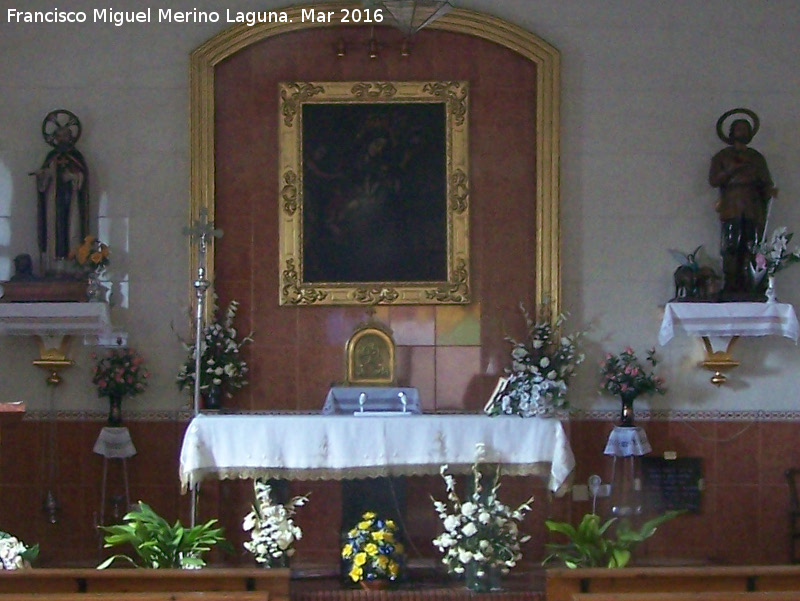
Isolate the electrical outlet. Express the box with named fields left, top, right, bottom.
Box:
left=572, top=484, right=589, bottom=501
left=597, top=484, right=611, bottom=497
left=85, top=331, right=128, bottom=347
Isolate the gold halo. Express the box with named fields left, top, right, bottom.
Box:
left=716, top=107, right=759, bottom=144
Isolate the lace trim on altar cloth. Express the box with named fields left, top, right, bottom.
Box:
left=180, top=462, right=560, bottom=494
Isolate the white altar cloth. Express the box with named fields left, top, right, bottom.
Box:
left=179, top=413, right=575, bottom=494
left=658, top=302, right=799, bottom=346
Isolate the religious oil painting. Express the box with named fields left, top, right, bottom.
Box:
left=278, top=81, right=470, bottom=305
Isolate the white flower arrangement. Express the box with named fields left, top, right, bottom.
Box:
left=177, top=299, right=253, bottom=397
left=431, top=444, right=533, bottom=582
left=485, top=302, right=585, bottom=417
left=0, top=530, right=38, bottom=570
left=754, top=227, right=800, bottom=276
left=242, top=480, right=308, bottom=567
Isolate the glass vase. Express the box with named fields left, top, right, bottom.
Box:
left=86, top=270, right=107, bottom=302
left=259, top=553, right=290, bottom=568
left=619, top=390, right=637, bottom=427
left=464, top=562, right=501, bottom=593
left=765, top=275, right=777, bottom=303
left=107, top=393, right=123, bottom=426
left=203, top=385, right=223, bottom=411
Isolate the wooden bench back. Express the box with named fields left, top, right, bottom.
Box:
left=0, top=593, right=267, bottom=601
left=572, top=593, right=800, bottom=601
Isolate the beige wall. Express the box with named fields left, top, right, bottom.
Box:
left=0, top=0, right=799, bottom=417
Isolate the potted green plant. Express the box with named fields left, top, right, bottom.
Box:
left=542, top=510, right=683, bottom=569
left=97, top=501, right=230, bottom=569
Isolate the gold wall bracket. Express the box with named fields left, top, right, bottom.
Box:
left=700, top=335, right=740, bottom=386
left=32, top=335, right=74, bottom=385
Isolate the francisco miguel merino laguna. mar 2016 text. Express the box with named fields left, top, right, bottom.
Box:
left=6, top=7, right=385, bottom=26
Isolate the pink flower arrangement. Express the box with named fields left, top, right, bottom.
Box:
left=753, top=227, right=800, bottom=276
left=91, top=347, right=150, bottom=398
left=599, top=346, right=666, bottom=398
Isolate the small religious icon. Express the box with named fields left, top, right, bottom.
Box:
left=30, top=110, right=90, bottom=277
left=9, top=254, right=37, bottom=281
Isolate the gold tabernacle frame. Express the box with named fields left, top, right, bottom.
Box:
left=345, top=317, right=397, bottom=386
left=278, top=80, right=469, bottom=306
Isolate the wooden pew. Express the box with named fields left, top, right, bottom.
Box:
left=547, top=565, right=800, bottom=601
left=571, top=593, right=800, bottom=601
left=0, top=569, right=287, bottom=601
left=0, top=594, right=267, bottom=601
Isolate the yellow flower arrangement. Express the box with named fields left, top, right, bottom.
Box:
left=341, top=511, right=404, bottom=584
left=69, top=235, right=110, bottom=272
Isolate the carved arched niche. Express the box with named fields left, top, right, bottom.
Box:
left=189, top=1, right=561, bottom=317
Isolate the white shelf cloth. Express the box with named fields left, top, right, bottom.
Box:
left=0, top=302, right=110, bottom=336
left=93, top=426, right=137, bottom=459
left=659, top=302, right=799, bottom=346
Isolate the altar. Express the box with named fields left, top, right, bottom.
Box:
left=179, top=413, right=575, bottom=494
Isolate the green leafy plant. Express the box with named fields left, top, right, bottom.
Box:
left=542, top=511, right=683, bottom=569
left=97, top=501, right=230, bottom=569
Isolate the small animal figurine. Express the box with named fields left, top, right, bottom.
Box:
left=694, top=266, right=722, bottom=300
left=670, top=245, right=703, bottom=300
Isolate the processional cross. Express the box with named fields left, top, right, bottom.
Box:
left=182, top=207, right=223, bottom=416
left=183, top=207, right=223, bottom=527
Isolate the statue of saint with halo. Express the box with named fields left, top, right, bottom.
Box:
left=709, top=108, right=777, bottom=299
left=30, top=109, right=90, bottom=277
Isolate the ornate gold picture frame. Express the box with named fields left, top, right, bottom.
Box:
left=278, top=80, right=470, bottom=306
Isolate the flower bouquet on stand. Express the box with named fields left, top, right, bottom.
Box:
left=242, top=480, right=309, bottom=568
left=431, top=443, right=533, bottom=592
left=752, top=226, right=800, bottom=302
left=485, top=302, right=585, bottom=417
left=69, top=235, right=110, bottom=301
left=599, top=346, right=666, bottom=427
left=341, top=511, right=405, bottom=588
left=91, top=346, right=149, bottom=426
left=176, top=299, right=253, bottom=411
left=0, top=530, right=38, bottom=570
